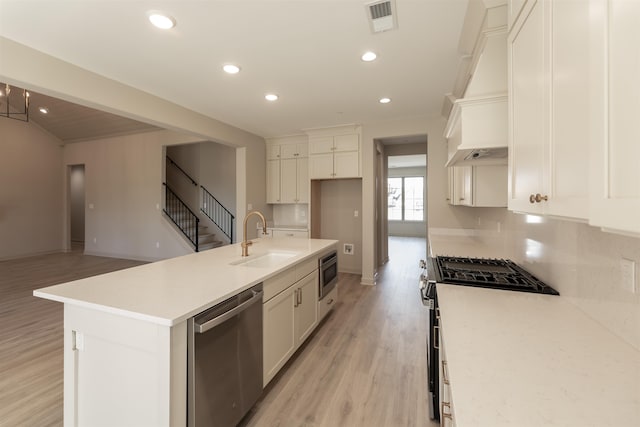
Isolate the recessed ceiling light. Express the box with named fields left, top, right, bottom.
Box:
left=223, top=64, right=241, bottom=74
left=39, top=107, right=49, bottom=114
left=265, top=94, right=279, bottom=101
left=148, top=12, right=176, bottom=29
left=361, top=51, right=377, bottom=62
left=379, top=97, right=391, bottom=104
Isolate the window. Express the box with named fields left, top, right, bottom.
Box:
left=388, top=176, right=424, bottom=221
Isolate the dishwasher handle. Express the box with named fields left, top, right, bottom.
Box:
left=195, top=289, right=263, bottom=334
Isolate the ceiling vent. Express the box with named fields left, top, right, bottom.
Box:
left=366, top=0, right=398, bottom=33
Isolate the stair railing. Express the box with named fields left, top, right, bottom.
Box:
left=200, top=186, right=234, bottom=243
left=163, top=183, right=200, bottom=251
left=166, top=156, right=198, bottom=186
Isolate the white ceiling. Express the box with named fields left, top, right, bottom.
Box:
left=0, top=0, right=468, bottom=138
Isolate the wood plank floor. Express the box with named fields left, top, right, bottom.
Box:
left=0, top=248, right=146, bottom=427
left=0, top=237, right=436, bottom=427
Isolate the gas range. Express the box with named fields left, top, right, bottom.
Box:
left=432, top=256, right=559, bottom=295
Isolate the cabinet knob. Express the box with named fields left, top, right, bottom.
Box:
left=530, top=193, right=548, bottom=203
left=459, top=198, right=465, bottom=201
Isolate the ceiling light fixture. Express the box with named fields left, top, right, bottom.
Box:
left=1, top=83, right=29, bottom=122
left=361, top=51, right=377, bottom=62
left=223, top=64, right=241, bottom=74
left=148, top=12, right=176, bottom=29
left=39, top=107, right=49, bottom=114
left=379, top=97, right=391, bottom=104
left=265, top=94, right=279, bottom=101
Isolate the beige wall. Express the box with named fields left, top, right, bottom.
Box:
left=360, top=115, right=478, bottom=284
left=319, top=179, right=363, bottom=274
left=63, top=130, right=209, bottom=261
left=0, top=119, right=63, bottom=260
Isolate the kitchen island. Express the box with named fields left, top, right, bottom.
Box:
left=34, top=237, right=337, bottom=427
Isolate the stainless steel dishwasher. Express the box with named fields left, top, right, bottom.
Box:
left=187, top=283, right=263, bottom=427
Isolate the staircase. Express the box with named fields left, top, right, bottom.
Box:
left=163, top=155, right=234, bottom=252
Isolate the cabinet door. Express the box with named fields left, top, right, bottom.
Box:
left=263, top=286, right=296, bottom=386
left=297, top=157, right=309, bottom=203
left=546, top=0, right=589, bottom=219
left=508, top=0, right=546, bottom=214
left=294, top=273, right=318, bottom=345
left=589, top=0, right=640, bottom=234
left=309, top=153, right=334, bottom=179
left=334, top=150, right=359, bottom=178
left=508, top=0, right=528, bottom=30
left=296, top=142, right=309, bottom=158
left=456, top=166, right=473, bottom=206
left=266, top=159, right=280, bottom=203
left=333, top=134, right=359, bottom=152
left=280, top=144, right=298, bottom=159
left=267, top=144, right=281, bottom=160
left=309, top=136, right=335, bottom=154
left=280, top=158, right=297, bottom=203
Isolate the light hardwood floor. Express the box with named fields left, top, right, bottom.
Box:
left=0, top=248, right=146, bottom=427
left=1, top=237, right=436, bottom=427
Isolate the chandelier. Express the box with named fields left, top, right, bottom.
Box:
left=1, top=83, right=29, bottom=122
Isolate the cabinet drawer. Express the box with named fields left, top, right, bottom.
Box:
left=295, top=257, right=317, bottom=281
left=263, top=267, right=296, bottom=302
left=318, top=286, right=337, bottom=321
left=272, top=229, right=308, bottom=239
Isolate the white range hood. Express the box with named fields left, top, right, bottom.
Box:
left=444, top=2, right=508, bottom=167
left=444, top=94, right=507, bottom=166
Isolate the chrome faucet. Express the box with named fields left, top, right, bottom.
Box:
left=241, top=210, right=268, bottom=257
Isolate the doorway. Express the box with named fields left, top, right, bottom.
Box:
left=376, top=135, right=427, bottom=265
left=68, top=164, right=85, bottom=251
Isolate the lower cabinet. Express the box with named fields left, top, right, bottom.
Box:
left=263, top=266, right=319, bottom=386
left=439, top=326, right=456, bottom=426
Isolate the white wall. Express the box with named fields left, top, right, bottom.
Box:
left=69, top=165, right=85, bottom=242
left=0, top=118, right=63, bottom=259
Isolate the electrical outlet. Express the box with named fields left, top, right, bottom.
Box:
left=354, top=210, right=359, bottom=217
left=156, top=242, right=160, bottom=248
left=247, top=203, right=253, bottom=211
left=344, top=243, right=354, bottom=255
left=620, top=258, right=636, bottom=293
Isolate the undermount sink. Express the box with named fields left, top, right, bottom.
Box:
left=229, top=251, right=297, bottom=268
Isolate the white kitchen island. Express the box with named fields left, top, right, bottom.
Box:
left=34, top=237, right=337, bottom=427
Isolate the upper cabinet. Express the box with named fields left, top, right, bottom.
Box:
left=448, top=164, right=508, bottom=208
left=266, top=136, right=309, bottom=204
left=507, top=0, right=589, bottom=219
left=588, top=0, right=640, bottom=235
left=306, top=125, right=361, bottom=179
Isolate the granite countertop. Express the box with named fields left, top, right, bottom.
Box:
left=34, top=238, right=337, bottom=326
left=429, top=231, right=640, bottom=426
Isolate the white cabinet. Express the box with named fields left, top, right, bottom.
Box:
left=262, top=259, right=319, bottom=386
left=588, top=0, right=640, bottom=235
left=507, top=0, right=589, bottom=219
left=448, top=165, right=507, bottom=207
left=266, top=137, right=309, bottom=204
left=508, top=0, right=529, bottom=30
left=438, top=326, right=456, bottom=426
left=308, top=133, right=361, bottom=179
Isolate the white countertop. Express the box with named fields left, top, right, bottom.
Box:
left=437, top=279, right=640, bottom=427
left=34, top=238, right=337, bottom=327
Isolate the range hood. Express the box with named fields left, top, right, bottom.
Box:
left=444, top=3, right=508, bottom=167
left=444, top=94, right=508, bottom=166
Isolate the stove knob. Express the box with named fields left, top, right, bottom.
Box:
left=419, top=274, right=428, bottom=290
left=419, top=259, right=427, bottom=269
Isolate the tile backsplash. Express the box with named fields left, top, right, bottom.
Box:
left=473, top=208, right=640, bottom=351
left=272, top=204, right=309, bottom=227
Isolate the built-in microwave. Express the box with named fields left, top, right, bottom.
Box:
left=319, top=250, right=338, bottom=300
